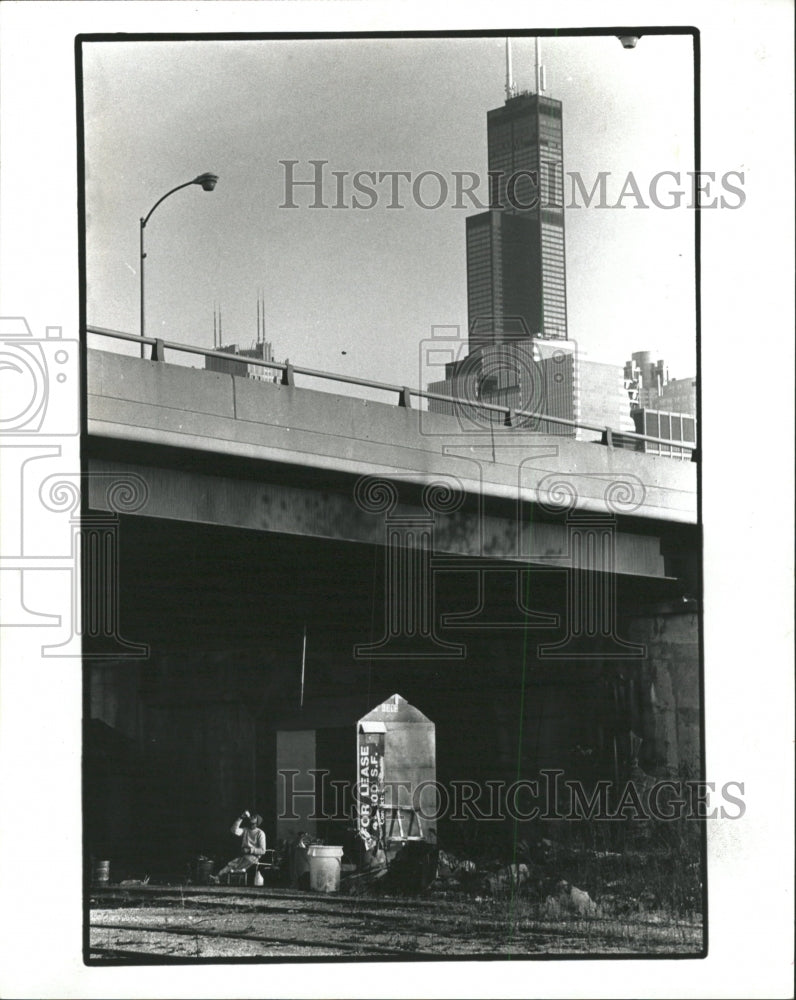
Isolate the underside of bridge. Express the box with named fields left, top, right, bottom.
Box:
left=85, top=457, right=701, bottom=873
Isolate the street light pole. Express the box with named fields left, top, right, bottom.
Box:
left=139, top=215, right=146, bottom=357
left=139, top=172, right=219, bottom=359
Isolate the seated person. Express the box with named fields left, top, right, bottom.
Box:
left=213, top=811, right=266, bottom=882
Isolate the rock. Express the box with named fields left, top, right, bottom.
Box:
left=544, top=880, right=598, bottom=917
left=569, top=884, right=598, bottom=916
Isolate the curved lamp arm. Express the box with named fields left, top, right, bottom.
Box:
left=141, top=173, right=219, bottom=229
left=139, top=172, right=218, bottom=355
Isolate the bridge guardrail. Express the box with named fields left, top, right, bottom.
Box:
left=86, top=325, right=697, bottom=458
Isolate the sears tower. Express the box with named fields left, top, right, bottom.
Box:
left=467, top=84, right=567, bottom=342
left=429, top=41, right=573, bottom=431
left=467, top=36, right=567, bottom=344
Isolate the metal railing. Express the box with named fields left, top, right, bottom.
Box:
left=86, top=325, right=697, bottom=456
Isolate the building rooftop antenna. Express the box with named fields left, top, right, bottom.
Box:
left=535, top=37, right=547, bottom=94
left=505, top=37, right=516, bottom=100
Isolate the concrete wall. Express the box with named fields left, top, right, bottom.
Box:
left=626, top=611, right=701, bottom=775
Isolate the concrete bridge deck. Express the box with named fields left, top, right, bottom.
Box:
left=87, top=350, right=696, bottom=527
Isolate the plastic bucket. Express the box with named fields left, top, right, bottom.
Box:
left=92, top=860, right=110, bottom=884
left=307, top=846, right=343, bottom=893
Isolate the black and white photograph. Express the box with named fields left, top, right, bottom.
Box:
left=0, top=2, right=793, bottom=998
left=79, top=29, right=708, bottom=961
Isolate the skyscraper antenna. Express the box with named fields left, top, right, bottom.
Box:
left=535, top=37, right=547, bottom=93
left=505, top=38, right=515, bottom=100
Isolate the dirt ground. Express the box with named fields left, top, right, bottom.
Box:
left=89, top=885, right=703, bottom=960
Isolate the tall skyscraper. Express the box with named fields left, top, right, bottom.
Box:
left=429, top=62, right=573, bottom=433
left=428, top=61, right=673, bottom=450
left=466, top=91, right=567, bottom=343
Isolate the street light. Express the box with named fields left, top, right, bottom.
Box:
left=139, top=172, right=219, bottom=358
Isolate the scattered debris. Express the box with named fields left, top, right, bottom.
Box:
left=544, top=880, right=598, bottom=917
left=340, top=864, right=389, bottom=895
left=481, top=863, right=530, bottom=895
left=384, top=841, right=439, bottom=893
left=437, top=850, right=477, bottom=882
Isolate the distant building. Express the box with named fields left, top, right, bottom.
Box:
left=657, top=376, right=697, bottom=416
left=206, top=340, right=280, bottom=383
left=428, top=341, right=634, bottom=440
left=576, top=358, right=635, bottom=440
left=631, top=408, right=696, bottom=460
left=624, top=350, right=697, bottom=415
left=624, top=350, right=668, bottom=408
left=622, top=350, right=697, bottom=457
left=428, top=337, right=575, bottom=435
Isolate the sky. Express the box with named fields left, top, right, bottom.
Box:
left=83, top=33, right=697, bottom=392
